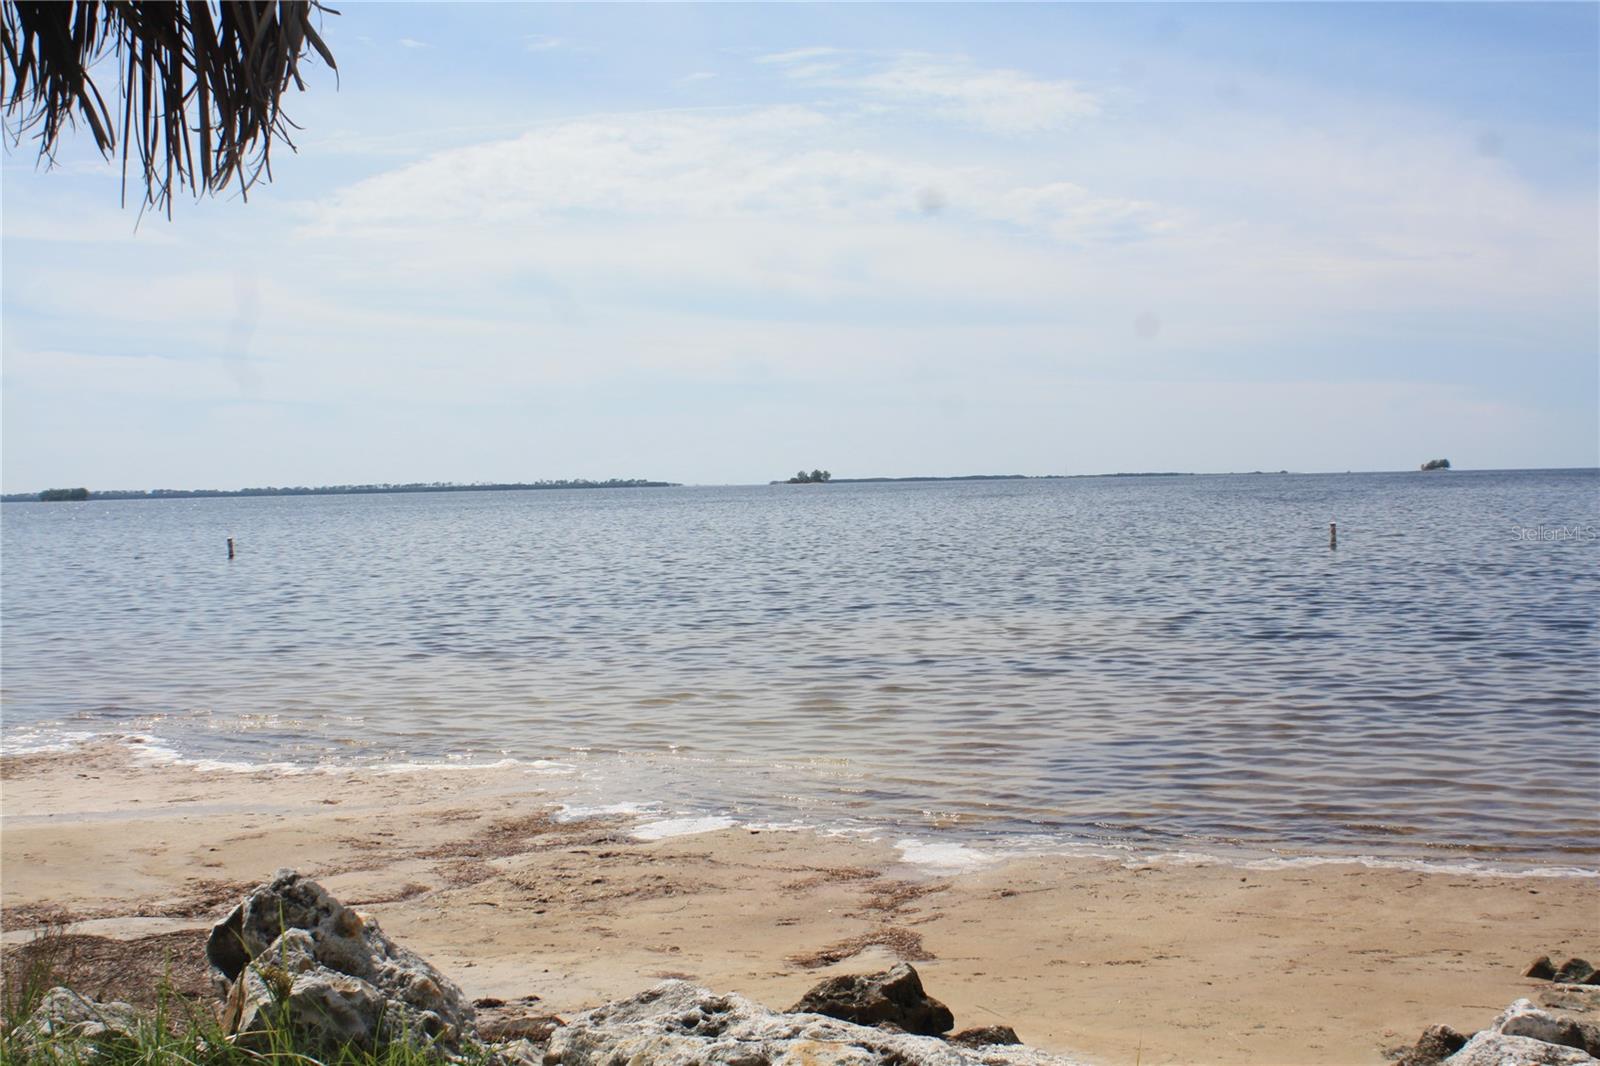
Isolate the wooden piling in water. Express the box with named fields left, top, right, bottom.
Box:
left=227, top=537, right=235, bottom=560
left=1329, top=522, right=1337, bottom=550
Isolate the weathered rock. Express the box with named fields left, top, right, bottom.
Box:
left=1444, top=1032, right=1598, bottom=1065
left=949, top=1025, right=1023, bottom=1047
left=1529, top=958, right=1560, bottom=980
left=209, top=869, right=471, bottom=1052
left=13, top=987, right=142, bottom=1049
left=1556, top=961, right=1600, bottom=986
left=547, top=980, right=1082, bottom=1065
left=1393, top=1023, right=1468, bottom=1065
left=1493, top=1000, right=1600, bottom=1058
left=788, top=962, right=955, bottom=1036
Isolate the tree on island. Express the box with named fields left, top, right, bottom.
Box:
left=38, top=487, right=89, bottom=501
left=787, top=469, right=832, bottom=484
left=1, top=1, right=337, bottom=215
left=1420, top=458, right=1451, bottom=471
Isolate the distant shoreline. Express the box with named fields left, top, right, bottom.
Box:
left=0, top=479, right=677, bottom=503
left=8, top=467, right=1596, bottom=502
left=769, top=472, right=1197, bottom=485
left=769, top=473, right=1065, bottom=485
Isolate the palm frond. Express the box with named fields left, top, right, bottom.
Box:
left=1, top=1, right=338, bottom=216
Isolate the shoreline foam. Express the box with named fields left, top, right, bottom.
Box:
left=4, top=730, right=1595, bottom=880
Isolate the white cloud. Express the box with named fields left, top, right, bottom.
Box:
left=397, top=38, right=427, bottom=49
left=258, top=89, right=1597, bottom=389
left=525, top=35, right=572, bottom=53
left=760, top=49, right=1100, bottom=133
left=296, top=106, right=1165, bottom=247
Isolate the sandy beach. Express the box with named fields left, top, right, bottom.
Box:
left=1, top=742, right=1594, bottom=1065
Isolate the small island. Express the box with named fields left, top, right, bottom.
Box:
left=1420, top=458, right=1451, bottom=471
left=36, top=487, right=90, bottom=502
left=785, top=469, right=832, bottom=484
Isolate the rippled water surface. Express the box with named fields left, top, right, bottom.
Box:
left=4, top=472, right=1597, bottom=865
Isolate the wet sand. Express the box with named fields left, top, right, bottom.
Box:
left=2, top=743, right=1595, bottom=1064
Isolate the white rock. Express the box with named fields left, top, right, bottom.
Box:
left=1446, top=1032, right=1598, bottom=1066
left=1478, top=999, right=1600, bottom=1059
left=546, top=980, right=1084, bottom=1066
left=14, top=987, right=142, bottom=1048
left=210, top=869, right=471, bottom=1050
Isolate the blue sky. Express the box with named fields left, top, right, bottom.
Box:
left=2, top=3, right=1596, bottom=490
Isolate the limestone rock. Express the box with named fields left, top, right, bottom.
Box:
left=788, top=963, right=955, bottom=1036
left=546, top=980, right=1083, bottom=1065
left=14, top=987, right=142, bottom=1048
left=209, top=869, right=471, bottom=1051
left=1492, top=1000, right=1600, bottom=1058
left=1445, top=1032, right=1598, bottom=1065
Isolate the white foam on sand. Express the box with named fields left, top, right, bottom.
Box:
left=633, top=816, right=738, bottom=841
left=556, top=801, right=659, bottom=823
left=894, top=838, right=999, bottom=873
left=114, top=734, right=576, bottom=779
left=1238, top=853, right=1600, bottom=880
left=1, top=727, right=102, bottom=754
left=120, top=734, right=308, bottom=775
left=370, top=757, right=531, bottom=775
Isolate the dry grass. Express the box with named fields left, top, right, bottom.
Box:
left=787, top=927, right=934, bottom=970
left=1, top=930, right=212, bottom=1014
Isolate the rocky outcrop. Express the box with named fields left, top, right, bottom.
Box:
left=207, top=869, right=471, bottom=1053
left=788, top=962, right=955, bottom=1036
left=545, top=979, right=1081, bottom=1065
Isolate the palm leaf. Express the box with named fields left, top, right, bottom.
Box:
left=0, top=0, right=338, bottom=216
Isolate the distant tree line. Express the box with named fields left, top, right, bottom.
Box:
left=2, top=479, right=675, bottom=503
left=787, top=469, right=832, bottom=484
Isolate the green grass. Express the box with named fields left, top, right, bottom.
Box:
left=0, top=998, right=497, bottom=1066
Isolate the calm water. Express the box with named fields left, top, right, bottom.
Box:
left=3, top=472, right=1597, bottom=867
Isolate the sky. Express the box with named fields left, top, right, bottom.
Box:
left=2, top=3, right=1596, bottom=491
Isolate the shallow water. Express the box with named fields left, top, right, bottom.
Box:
left=3, top=471, right=1597, bottom=866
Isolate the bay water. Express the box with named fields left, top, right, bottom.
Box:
left=3, top=471, right=1596, bottom=870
